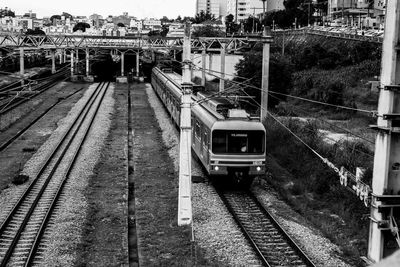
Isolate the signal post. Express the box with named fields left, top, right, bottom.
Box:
left=368, top=0, right=400, bottom=263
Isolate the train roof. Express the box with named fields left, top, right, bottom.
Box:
left=152, top=66, right=264, bottom=131
left=213, top=120, right=265, bottom=131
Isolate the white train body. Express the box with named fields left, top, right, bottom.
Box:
left=151, top=66, right=266, bottom=181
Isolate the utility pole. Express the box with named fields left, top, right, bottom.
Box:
left=235, top=0, right=238, bottom=23
left=260, top=27, right=272, bottom=122
left=368, top=0, right=400, bottom=263
left=219, top=43, right=226, bottom=92
left=261, top=0, right=267, bottom=26
left=178, top=21, right=193, bottom=227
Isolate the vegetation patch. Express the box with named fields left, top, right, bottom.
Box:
left=22, top=147, right=36, bottom=152
left=263, top=117, right=372, bottom=266
left=12, top=174, right=29, bottom=185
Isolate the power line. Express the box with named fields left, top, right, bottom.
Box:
left=267, top=93, right=375, bottom=144
left=190, top=63, right=376, bottom=115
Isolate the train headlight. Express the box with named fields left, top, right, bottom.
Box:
left=253, top=161, right=262, bottom=165
left=256, top=166, right=261, bottom=172
left=214, top=166, right=219, bottom=171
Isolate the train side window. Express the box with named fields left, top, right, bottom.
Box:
left=203, top=131, right=209, bottom=147
left=195, top=121, right=201, bottom=137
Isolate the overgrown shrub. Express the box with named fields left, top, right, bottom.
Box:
left=264, top=117, right=372, bottom=263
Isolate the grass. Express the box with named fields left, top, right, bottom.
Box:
left=12, top=174, right=29, bottom=185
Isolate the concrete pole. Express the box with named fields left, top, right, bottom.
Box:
left=59, top=50, right=63, bottom=64
left=261, top=28, right=271, bottom=122
left=201, top=49, right=206, bottom=87
left=121, top=52, right=125, bottom=77
left=178, top=21, right=192, bottom=227
left=19, top=47, right=24, bottom=77
left=70, top=50, right=74, bottom=76
left=368, top=0, right=400, bottom=262
left=19, top=47, right=24, bottom=85
left=173, top=49, right=176, bottom=60
left=219, top=43, right=226, bottom=92
left=51, top=50, right=56, bottom=74
left=86, top=48, right=90, bottom=77
left=75, top=49, right=79, bottom=74
left=63, top=49, right=66, bottom=64
left=136, top=51, right=140, bottom=77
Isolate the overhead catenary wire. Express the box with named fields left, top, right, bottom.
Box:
left=164, top=53, right=375, bottom=151
left=189, top=63, right=376, bottom=115
left=267, top=93, right=376, bottom=144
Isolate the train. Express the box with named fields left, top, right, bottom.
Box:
left=151, top=66, right=266, bottom=186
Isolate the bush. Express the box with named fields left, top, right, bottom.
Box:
left=264, top=117, right=372, bottom=262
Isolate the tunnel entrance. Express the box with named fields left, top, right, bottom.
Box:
left=91, top=53, right=118, bottom=82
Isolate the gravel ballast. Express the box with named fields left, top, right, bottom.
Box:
left=37, top=83, right=114, bottom=266
left=145, top=84, right=261, bottom=266
left=0, top=83, right=114, bottom=265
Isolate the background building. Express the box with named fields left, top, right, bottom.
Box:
left=196, top=0, right=220, bottom=18
left=227, top=0, right=264, bottom=22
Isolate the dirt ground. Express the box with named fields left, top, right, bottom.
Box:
left=130, top=83, right=196, bottom=266
left=75, top=83, right=129, bottom=266
left=0, top=82, right=87, bottom=191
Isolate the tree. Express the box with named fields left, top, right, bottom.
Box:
left=62, top=12, right=73, bottom=20
left=176, top=15, right=182, bottom=22
left=50, top=15, right=61, bottom=24
left=117, top=22, right=125, bottom=27
left=235, top=49, right=292, bottom=107
left=182, top=16, right=194, bottom=22
left=161, top=25, right=169, bottom=37
left=192, top=25, right=225, bottom=37
left=73, top=22, right=90, bottom=32
left=26, top=28, right=46, bottom=35
left=193, top=10, right=216, bottom=24
left=263, top=0, right=313, bottom=28
left=243, top=16, right=262, bottom=33
left=0, top=9, right=15, bottom=18
left=225, top=14, right=240, bottom=34
left=160, top=16, right=171, bottom=23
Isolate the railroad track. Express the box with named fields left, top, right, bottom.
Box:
left=0, top=68, right=69, bottom=115
left=0, top=82, right=110, bottom=266
left=0, top=87, right=84, bottom=152
left=217, top=188, right=316, bottom=267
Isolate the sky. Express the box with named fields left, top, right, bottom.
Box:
left=1, top=0, right=196, bottom=19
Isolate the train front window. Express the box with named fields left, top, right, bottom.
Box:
left=212, top=130, right=265, bottom=154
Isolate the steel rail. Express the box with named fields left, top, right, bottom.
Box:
left=0, top=87, right=84, bottom=152
left=0, top=82, right=103, bottom=267
left=25, top=82, right=110, bottom=266
left=0, top=83, right=104, bottom=266
left=0, top=70, right=69, bottom=115
left=216, top=187, right=315, bottom=267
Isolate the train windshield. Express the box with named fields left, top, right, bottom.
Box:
left=212, top=130, right=265, bottom=154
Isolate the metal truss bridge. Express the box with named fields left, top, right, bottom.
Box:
left=0, top=33, right=272, bottom=52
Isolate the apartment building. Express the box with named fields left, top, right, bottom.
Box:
left=196, top=0, right=220, bottom=18
left=226, top=0, right=284, bottom=22
left=227, top=0, right=264, bottom=22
